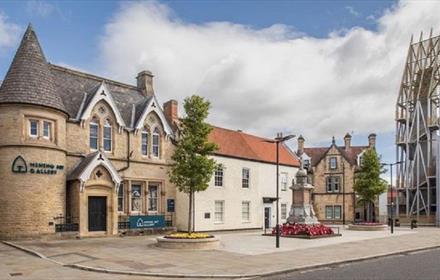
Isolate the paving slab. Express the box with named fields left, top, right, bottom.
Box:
left=7, top=227, right=440, bottom=278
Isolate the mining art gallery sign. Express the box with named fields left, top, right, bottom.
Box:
left=11, top=155, right=64, bottom=175
left=129, top=215, right=165, bottom=229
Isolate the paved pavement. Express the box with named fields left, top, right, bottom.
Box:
left=4, top=227, right=440, bottom=278
left=260, top=248, right=440, bottom=280
left=0, top=242, right=155, bottom=280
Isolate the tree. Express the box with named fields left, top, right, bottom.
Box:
left=354, top=148, right=387, bottom=222
left=169, top=95, right=218, bottom=234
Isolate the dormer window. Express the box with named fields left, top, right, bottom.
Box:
left=152, top=127, right=160, bottom=158
left=103, top=119, right=112, bottom=152
left=89, top=118, right=99, bottom=150
left=141, top=128, right=149, bottom=156
left=29, top=119, right=38, bottom=137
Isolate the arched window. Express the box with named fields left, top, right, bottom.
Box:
left=103, top=119, right=112, bottom=152
left=141, top=127, right=149, bottom=156
left=152, top=127, right=160, bottom=158
left=89, top=118, right=99, bottom=150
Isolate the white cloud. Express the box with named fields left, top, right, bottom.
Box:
left=346, top=6, right=360, bottom=17
left=99, top=1, right=440, bottom=144
left=0, top=13, right=20, bottom=52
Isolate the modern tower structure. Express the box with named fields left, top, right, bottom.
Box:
left=395, top=30, right=440, bottom=225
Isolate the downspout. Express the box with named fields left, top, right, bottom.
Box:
left=118, top=129, right=131, bottom=172
left=342, top=159, right=346, bottom=225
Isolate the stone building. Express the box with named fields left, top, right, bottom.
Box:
left=0, top=25, right=300, bottom=239
left=0, top=25, right=178, bottom=239
left=297, top=133, right=376, bottom=223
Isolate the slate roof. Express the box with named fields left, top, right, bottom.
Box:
left=0, top=26, right=151, bottom=127
left=0, top=25, right=67, bottom=114
left=67, top=151, right=99, bottom=181
left=303, top=145, right=367, bottom=167
left=50, top=64, right=146, bottom=126
left=208, top=126, right=300, bottom=167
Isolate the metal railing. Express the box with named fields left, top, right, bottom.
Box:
left=54, top=215, right=79, bottom=233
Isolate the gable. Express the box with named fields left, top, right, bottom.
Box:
left=133, top=95, right=173, bottom=137
left=78, top=82, right=126, bottom=128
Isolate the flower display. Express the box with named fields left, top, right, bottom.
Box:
left=272, top=223, right=334, bottom=236
left=165, top=233, right=213, bottom=239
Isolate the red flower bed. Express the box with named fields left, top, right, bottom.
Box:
left=272, top=223, right=334, bottom=236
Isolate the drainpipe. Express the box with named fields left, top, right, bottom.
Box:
left=118, top=130, right=132, bottom=172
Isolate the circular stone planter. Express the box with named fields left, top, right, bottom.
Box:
left=348, top=224, right=387, bottom=231
left=156, top=236, right=220, bottom=250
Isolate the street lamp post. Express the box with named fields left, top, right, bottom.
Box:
left=274, top=133, right=295, bottom=248
left=383, top=161, right=402, bottom=234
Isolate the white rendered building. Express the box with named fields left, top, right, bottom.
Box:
left=175, top=126, right=300, bottom=232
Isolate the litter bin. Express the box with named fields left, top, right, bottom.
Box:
left=411, top=219, right=417, bottom=229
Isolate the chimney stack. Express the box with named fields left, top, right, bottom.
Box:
left=136, top=70, right=154, bottom=97
left=344, top=133, right=352, bottom=150
left=163, top=99, right=178, bottom=127
left=297, top=135, right=305, bottom=155
left=368, top=133, right=376, bottom=148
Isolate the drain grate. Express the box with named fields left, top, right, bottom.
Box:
left=9, top=272, right=23, bottom=277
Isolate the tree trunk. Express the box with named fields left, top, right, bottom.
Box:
left=372, top=201, right=376, bottom=222
left=188, top=188, right=193, bottom=234
left=192, top=191, right=196, bottom=233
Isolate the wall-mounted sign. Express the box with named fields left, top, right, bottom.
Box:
left=11, top=156, right=64, bottom=175
left=129, top=215, right=165, bottom=229
left=167, top=199, right=175, bottom=213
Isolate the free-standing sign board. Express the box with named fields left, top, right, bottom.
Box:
left=129, top=215, right=165, bottom=229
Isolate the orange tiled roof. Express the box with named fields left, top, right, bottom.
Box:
left=208, top=126, right=300, bottom=167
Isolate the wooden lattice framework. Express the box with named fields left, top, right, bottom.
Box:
left=395, top=30, right=440, bottom=225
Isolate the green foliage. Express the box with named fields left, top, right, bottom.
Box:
left=354, top=148, right=387, bottom=205
left=169, top=95, right=219, bottom=194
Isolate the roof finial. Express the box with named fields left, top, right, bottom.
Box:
left=332, top=136, right=335, bottom=145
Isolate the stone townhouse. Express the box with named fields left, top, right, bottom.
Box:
left=175, top=127, right=300, bottom=232
left=297, top=133, right=376, bottom=224
left=0, top=25, right=179, bottom=239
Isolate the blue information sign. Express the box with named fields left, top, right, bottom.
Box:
left=129, top=215, right=165, bottom=229
left=167, top=199, right=175, bottom=213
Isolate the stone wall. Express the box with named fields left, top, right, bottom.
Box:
left=0, top=104, right=67, bottom=239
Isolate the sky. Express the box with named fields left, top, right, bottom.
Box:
left=1, top=0, right=439, bottom=178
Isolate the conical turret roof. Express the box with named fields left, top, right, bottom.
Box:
left=0, top=24, right=67, bottom=114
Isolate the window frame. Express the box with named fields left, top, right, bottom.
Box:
left=214, top=167, right=224, bottom=187
left=148, top=184, right=159, bottom=212
left=325, top=205, right=334, bottom=219
left=242, top=168, right=250, bottom=188
left=130, top=183, right=143, bottom=213
left=329, top=157, right=337, bottom=170
left=117, top=183, right=124, bottom=213
left=152, top=128, right=160, bottom=158
left=334, top=205, right=342, bottom=220
left=242, top=201, right=250, bottom=222
left=141, top=128, right=149, bottom=156
left=214, top=200, right=225, bottom=223
left=103, top=119, right=112, bottom=152
left=89, top=118, right=99, bottom=151
left=280, top=172, right=288, bottom=191
left=281, top=203, right=288, bottom=219
left=326, top=176, right=341, bottom=193
left=43, top=120, right=51, bottom=139
left=29, top=119, right=39, bottom=138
